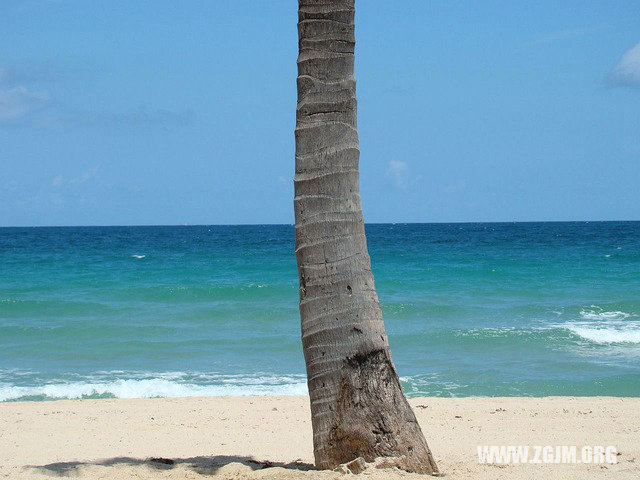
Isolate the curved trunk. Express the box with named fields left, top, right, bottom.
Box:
left=294, top=0, right=438, bottom=474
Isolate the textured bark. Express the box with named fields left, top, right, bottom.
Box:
left=294, top=0, right=438, bottom=474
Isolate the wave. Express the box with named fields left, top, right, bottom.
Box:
left=551, top=306, right=640, bottom=345
left=579, top=306, right=633, bottom=321
left=564, top=321, right=640, bottom=344
left=131, top=254, right=146, bottom=259
left=0, top=372, right=463, bottom=401
left=0, top=372, right=308, bottom=402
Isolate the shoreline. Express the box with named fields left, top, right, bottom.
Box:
left=2, top=395, right=638, bottom=479
left=3, top=393, right=640, bottom=403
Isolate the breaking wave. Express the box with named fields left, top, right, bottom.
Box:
left=0, top=372, right=308, bottom=402
left=564, top=321, right=640, bottom=344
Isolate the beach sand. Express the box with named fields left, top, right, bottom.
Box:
left=1, top=396, right=638, bottom=479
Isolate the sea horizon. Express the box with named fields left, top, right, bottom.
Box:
left=2, top=219, right=639, bottom=229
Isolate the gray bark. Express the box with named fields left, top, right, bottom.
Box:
left=294, top=0, right=438, bottom=474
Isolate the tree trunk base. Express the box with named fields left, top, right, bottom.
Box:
left=318, top=349, right=439, bottom=475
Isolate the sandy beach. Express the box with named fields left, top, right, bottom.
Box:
left=0, top=396, right=637, bottom=479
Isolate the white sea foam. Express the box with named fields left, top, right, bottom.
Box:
left=131, top=254, right=146, bottom=259
left=400, top=375, right=462, bottom=397
left=579, top=306, right=632, bottom=321
left=0, top=373, right=308, bottom=402
left=564, top=321, right=640, bottom=345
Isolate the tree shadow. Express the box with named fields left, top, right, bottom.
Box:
left=30, top=455, right=316, bottom=477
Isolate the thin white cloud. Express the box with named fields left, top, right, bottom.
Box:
left=1, top=65, right=194, bottom=128
left=69, top=166, right=100, bottom=185
left=0, top=79, right=49, bottom=122
left=609, top=42, right=640, bottom=88
left=51, top=166, right=100, bottom=188
left=388, top=160, right=408, bottom=189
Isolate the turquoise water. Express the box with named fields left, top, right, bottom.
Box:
left=1, top=222, right=639, bottom=401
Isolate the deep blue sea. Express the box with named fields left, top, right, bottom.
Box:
left=1, top=222, right=639, bottom=401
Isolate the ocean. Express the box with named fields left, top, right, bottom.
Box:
left=1, top=222, right=638, bottom=401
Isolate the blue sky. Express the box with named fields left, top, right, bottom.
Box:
left=1, top=0, right=638, bottom=226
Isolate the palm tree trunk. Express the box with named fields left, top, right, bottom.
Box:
left=294, top=0, right=438, bottom=474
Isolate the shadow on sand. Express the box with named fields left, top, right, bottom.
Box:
left=30, top=455, right=316, bottom=476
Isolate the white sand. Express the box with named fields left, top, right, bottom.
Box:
left=1, top=396, right=638, bottom=479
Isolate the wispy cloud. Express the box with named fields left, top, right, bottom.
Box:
left=1, top=65, right=195, bottom=129
left=69, top=166, right=100, bottom=184
left=51, top=166, right=100, bottom=188
left=608, top=42, right=640, bottom=89
left=0, top=68, right=49, bottom=123
left=388, top=160, right=408, bottom=189
left=531, top=25, right=607, bottom=46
